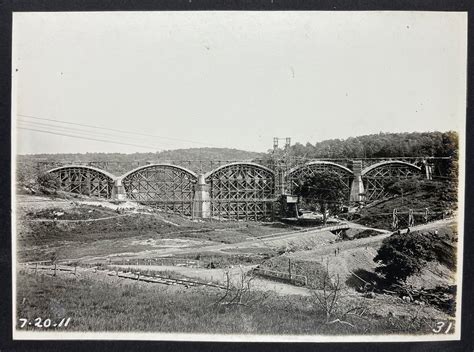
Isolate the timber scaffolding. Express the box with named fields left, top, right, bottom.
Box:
left=30, top=156, right=451, bottom=177
left=22, top=156, right=453, bottom=221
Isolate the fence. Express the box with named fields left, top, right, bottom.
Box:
left=252, top=267, right=307, bottom=286
left=19, top=262, right=226, bottom=289
left=102, top=257, right=203, bottom=267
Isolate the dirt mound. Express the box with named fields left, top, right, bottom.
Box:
left=27, top=205, right=118, bottom=220
left=343, top=180, right=456, bottom=230
left=260, top=245, right=378, bottom=289
left=267, top=220, right=458, bottom=294
left=405, top=260, right=456, bottom=289
left=269, top=231, right=336, bottom=253
left=343, top=228, right=381, bottom=240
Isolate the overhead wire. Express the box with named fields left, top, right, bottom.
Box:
left=17, top=120, right=164, bottom=145
left=17, top=113, right=223, bottom=148
left=16, top=120, right=189, bottom=151
left=17, top=127, right=164, bottom=150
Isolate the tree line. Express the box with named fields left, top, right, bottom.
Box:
left=284, top=131, right=458, bottom=159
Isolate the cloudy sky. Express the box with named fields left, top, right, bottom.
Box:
left=13, top=11, right=467, bottom=154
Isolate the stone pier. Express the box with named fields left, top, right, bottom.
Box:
left=112, top=178, right=127, bottom=201
left=192, top=174, right=211, bottom=218
left=349, top=160, right=365, bottom=203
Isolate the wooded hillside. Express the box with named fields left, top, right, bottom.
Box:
left=18, top=148, right=264, bottom=163
left=286, top=131, right=458, bottom=159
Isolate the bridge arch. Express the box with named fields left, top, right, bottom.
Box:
left=47, top=165, right=116, bottom=199
left=286, top=161, right=354, bottom=197
left=361, top=160, right=422, bottom=176
left=205, top=162, right=276, bottom=221
left=119, top=164, right=198, bottom=215
left=361, top=160, right=423, bottom=201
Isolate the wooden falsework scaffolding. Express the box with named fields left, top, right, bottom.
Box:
left=362, top=162, right=423, bottom=202
left=121, top=165, right=197, bottom=216
left=205, top=163, right=276, bottom=221
left=44, top=156, right=441, bottom=221
left=49, top=166, right=114, bottom=199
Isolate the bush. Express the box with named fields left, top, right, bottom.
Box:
left=385, top=179, right=421, bottom=195
left=373, top=231, right=439, bottom=283
left=37, top=173, right=60, bottom=193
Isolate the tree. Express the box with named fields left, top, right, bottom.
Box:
left=373, top=231, right=438, bottom=283
left=285, top=131, right=458, bottom=160
left=37, top=172, right=60, bottom=192
left=293, top=171, right=347, bottom=224
left=213, top=268, right=267, bottom=308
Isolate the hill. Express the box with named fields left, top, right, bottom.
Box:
left=18, top=147, right=263, bottom=163
left=17, top=131, right=459, bottom=180
left=16, top=148, right=265, bottom=178
left=286, top=131, right=458, bottom=159
left=343, top=179, right=457, bottom=231
left=259, top=131, right=458, bottom=178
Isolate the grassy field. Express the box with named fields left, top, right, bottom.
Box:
left=16, top=271, right=449, bottom=336
left=14, top=193, right=458, bottom=337
left=16, top=196, right=301, bottom=262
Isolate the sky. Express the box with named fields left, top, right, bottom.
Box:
left=12, top=11, right=467, bottom=155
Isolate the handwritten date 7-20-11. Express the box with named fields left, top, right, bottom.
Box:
left=18, top=317, right=71, bottom=329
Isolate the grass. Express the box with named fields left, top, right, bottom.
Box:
left=342, top=183, right=456, bottom=230
left=16, top=200, right=301, bottom=262
left=260, top=256, right=329, bottom=289
left=178, top=252, right=271, bottom=267
left=16, top=270, right=446, bottom=335
left=26, top=205, right=119, bottom=220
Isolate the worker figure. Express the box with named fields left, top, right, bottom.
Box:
left=406, top=227, right=411, bottom=234
left=334, top=249, right=337, bottom=257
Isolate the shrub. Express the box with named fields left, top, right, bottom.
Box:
left=37, top=173, right=60, bottom=193
left=385, top=179, right=421, bottom=195
left=373, top=231, right=439, bottom=283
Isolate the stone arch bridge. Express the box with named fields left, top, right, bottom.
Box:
left=45, top=158, right=436, bottom=220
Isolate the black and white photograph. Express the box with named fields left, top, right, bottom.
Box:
left=11, top=10, right=466, bottom=342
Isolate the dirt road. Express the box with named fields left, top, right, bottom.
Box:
left=285, top=218, right=456, bottom=284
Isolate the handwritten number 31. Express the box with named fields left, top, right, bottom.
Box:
left=432, top=321, right=453, bottom=334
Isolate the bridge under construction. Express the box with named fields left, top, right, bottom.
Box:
left=39, top=156, right=449, bottom=221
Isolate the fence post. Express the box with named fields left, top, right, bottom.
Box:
left=288, top=258, right=292, bottom=280
left=35, top=263, right=38, bottom=276
left=408, top=209, right=415, bottom=227
left=392, top=208, right=399, bottom=230
left=54, top=263, right=57, bottom=277
left=137, top=272, right=140, bottom=281
left=74, top=265, right=77, bottom=276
